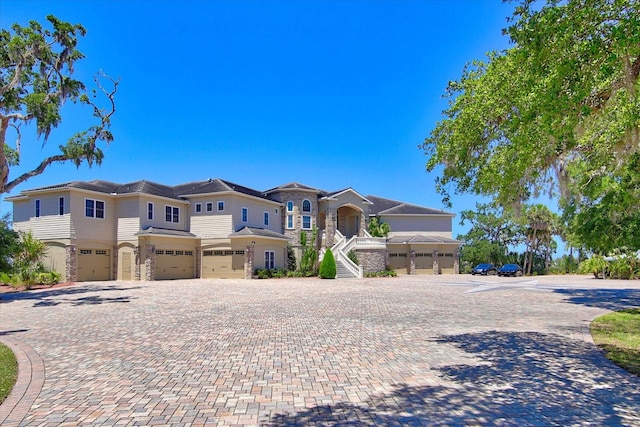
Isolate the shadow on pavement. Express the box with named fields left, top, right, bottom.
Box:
left=553, top=288, right=640, bottom=311
left=0, top=284, right=141, bottom=307
left=266, top=331, right=640, bottom=426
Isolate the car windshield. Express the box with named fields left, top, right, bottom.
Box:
left=476, top=264, right=491, bottom=268
left=502, top=264, right=517, bottom=269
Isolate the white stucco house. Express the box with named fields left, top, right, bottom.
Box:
left=6, top=178, right=462, bottom=281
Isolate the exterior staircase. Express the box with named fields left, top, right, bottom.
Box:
left=335, top=258, right=359, bottom=279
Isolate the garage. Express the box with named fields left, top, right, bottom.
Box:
left=156, top=249, right=194, bottom=280
left=77, top=248, right=111, bottom=281
left=202, top=249, right=245, bottom=279
left=388, top=252, right=408, bottom=274
left=414, top=252, right=434, bottom=274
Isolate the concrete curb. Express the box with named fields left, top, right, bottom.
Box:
left=0, top=337, right=45, bottom=427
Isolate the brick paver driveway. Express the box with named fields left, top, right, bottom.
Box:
left=1, top=275, right=640, bottom=426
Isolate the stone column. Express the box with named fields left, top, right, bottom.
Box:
left=66, top=244, right=77, bottom=283
left=195, top=247, right=202, bottom=279
left=245, top=244, right=255, bottom=279
left=433, top=249, right=439, bottom=275
left=409, top=250, right=416, bottom=275
left=145, top=245, right=156, bottom=281
left=325, top=208, right=336, bottom=246
left=134, top=246, right=141, bottom=281
left=359, top=211, right=367, bottom=237
left=454, top=250, right=460, bottom=274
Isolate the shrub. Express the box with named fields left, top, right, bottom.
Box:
left=319, top=248, right=337, bottom=279
left=347, top=250, right=359, bottom=265
left=578, top=255, right=608, bottom=278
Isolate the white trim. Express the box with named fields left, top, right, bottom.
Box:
left=84, top=198, right=105, bottom=219
left=164, top=204, right=180, bottom=223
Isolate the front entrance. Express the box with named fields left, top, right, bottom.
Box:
left=336, top=206, right=361, bottom=238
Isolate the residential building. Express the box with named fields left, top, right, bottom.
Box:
left=7, top=178, right=462, bottom=281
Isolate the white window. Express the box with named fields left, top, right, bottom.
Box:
left=287, top=215, right=294, bottom=229
left=85, top=199, right=105, bottom=219
left=195, top=203, right=202, bottom=213
left=217, top=201, right=225, bottom=211
left=264, top=212, right=269, bottom=226
left=148, top=202, right=154, bottom=220
left=287, top=201, right=294, bottom=212
left=206, top=202, right=213, bottom=212
left=165, top=205, right=179, bottom=223
left=35, top=199, right=41, bottom=218
left=302, top=199, right=311, bottom=212
left=264, top=251, right=275, bottom=269
left=59, top=197, right=64, bottom=215
left=302, top=215, right=312, bottom=230
left=242, top=207, right=248, bottom=222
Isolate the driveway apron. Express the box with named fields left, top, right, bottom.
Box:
left=1, top=275, right=639, bottom=426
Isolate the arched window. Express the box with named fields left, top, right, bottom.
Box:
left=302, top=199, right=311, bottom=212
left=287, top=201, right=294, bottom=212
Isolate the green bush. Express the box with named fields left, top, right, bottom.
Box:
left=347, top=250, right=359, bottom=265
left=364, top=267, right=397, bottom=278
left=319, top=248, right=337, bottom=279
left=578, top=255, right=609, bottom=278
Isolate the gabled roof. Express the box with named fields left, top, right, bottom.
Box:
left=264, top=182, right=325, bottom=195
left=174, top=178, right=272, bottom=201
left=321, top=187, right=373, bottom=204
left=366, top=195, right=454, bottom=216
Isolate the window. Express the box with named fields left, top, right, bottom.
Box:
left=85, top=199, right=105, bottom=219
left=302, top=215, right=311, bottom=230
left=148, top=202, right=154, bottom=220
left=242, top=207, right=248, bottom=222
left=264, top=212, right=269, bottom=226
left=35, top=199, right=41, bottom=218
left=165, top=205, right=179, bottom=223
left=206, top=202, right=213, bottom=212
left=287, top=201, right=294, bottom=212
left=195, top=203, right=202, bottom=213
left=302, top=199, right=311, bottom=212
left=287, top=215, right=294, bottom=229
left=264, top=251, right=275, bottom=269
left=59, top=197, right=64, bottom=215
left=217, top=201, right=224, bottom=211
left=95, top=250, right=108, bottom=255
left=80, top=249, right=92, bottom=255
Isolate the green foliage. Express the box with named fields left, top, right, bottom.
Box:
left=0, top=15, right=119, bottom=194
left=422, top=0, right=640, bottom=252
left=549, top=255, right=580, bottom=275
left=319, top=248, right=336, bottom=279
left=286, top=244, right=297, bottom=271
left=368, top=216, right=390, bottom=237
left=0, top=342, right=18, bottom=404
left=0, top=231, right=60, bottom=288
left=591, top=309, right=640, bottom=376
left=347, top=250, right=359, bottom=266
left=364, top=267, right=397, bottom=277
left=299, top=227, right=318, bottom=276
left=578, top=254, right=609, bottom=279
left=254, top=268, right=287, bottom=279
left=0, top=214, right=20, bottom=273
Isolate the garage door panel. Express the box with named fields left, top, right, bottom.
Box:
left=156, top=249, right=194, bottom=280
left=77, top=249, right=110, bottom=281
left=202, top=249, right=244, bottom=279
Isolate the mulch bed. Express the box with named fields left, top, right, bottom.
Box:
left=0, top=282, right=78, bottom=294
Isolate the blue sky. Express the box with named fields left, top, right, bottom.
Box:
left=1, top=0, right=517, bottom=239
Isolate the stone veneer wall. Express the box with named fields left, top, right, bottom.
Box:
left=356, top=249, right=387, bottom=273
left=145, top=245, right=156, bottom=281
left=269, top=189, right=319, bottom=246
left=66, top=245, right=77, bottom=282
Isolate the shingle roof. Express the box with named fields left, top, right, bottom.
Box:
left=387, top=235, right=462, bottom=244
left=135, top=227, right=196, bottom=238
left=229, top=227, right=289, bottom=240
left=366, top=195, right=453, bottom=216
left=264, top=182, right=324, bottom=195
left=173, top=178, right=271, bottom=200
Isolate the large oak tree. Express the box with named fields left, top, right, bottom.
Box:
left=422, top=0, right=640, bottom=252
left=0, top=15, right=118, bottom=195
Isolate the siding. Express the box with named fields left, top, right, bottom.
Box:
left=69, top=192, right=116, bottom=242
left=191, top=215, right=233, bottom=238
left=383, top=215, right=452, bottom=236
left=12, top=194, right=72, bottom=239
left=116, top=198, right=141, bottom=241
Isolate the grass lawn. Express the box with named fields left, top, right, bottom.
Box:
left=591, top=308, right=640, bottom=376
left=0, top=342, right=18, bottom=404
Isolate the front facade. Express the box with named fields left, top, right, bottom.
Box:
left=7, top=179, right=462, bottom=281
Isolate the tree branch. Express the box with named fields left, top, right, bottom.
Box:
left=4, top=154, right=68, bottom=194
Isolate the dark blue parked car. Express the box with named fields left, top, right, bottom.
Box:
left=471, top=263, right=497, bottom=275
left=497, top=264, right=523, bottom=277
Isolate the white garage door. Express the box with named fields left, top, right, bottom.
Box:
left=202, top=249, right=244, bottom=279
left=77, top=249, right=111, bottom=281
left=156, top=250, right=194, bottom=280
